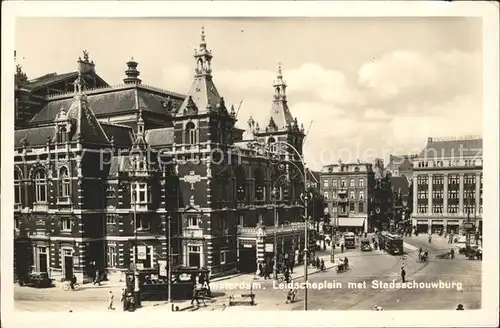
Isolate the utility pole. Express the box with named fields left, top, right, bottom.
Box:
left=273, top=187, right=278, bottom=280
left=167, top=214, right=172, bottom=310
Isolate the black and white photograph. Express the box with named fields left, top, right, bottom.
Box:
left=1, top=2, right=499, bottom=328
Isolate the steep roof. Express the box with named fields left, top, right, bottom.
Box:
left=176, top=75, right=222, bottom=116
left=385, top=154, right=416, bottom=172
left=145, top=127, right=175, bottom=147
left=25, top=71, right=109, bottom=92
left=14, top=126, right=55, bottom=147
left=417, top=137, right=483, bottom=159
left=29, top=84, right=185, bottom=125
left=65, top=93, right=110, bottom=145
left=390, top=176, right=410, bottom=195
left=100, top=123, right=134, bottom=147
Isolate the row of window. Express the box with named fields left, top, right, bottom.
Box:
left=417, top=159, right=480, bottom=168
left=323, top=178, right=364, bottom=188
left=417, top=174, right=480, bottom=185
left=416, top=189, right=481, bottom=199
left=323, top=191, right=364, bottom=200
left=417, top=204, right=482, bottom=214
left=335, top=202, right=365, bottom=213
left=15, top=218, right=73, bottom=231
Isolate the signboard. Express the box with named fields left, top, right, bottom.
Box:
left=243, top=244, right=253, bottom=248
left=137, top=245, right=147, bottom=260
left=463, top=222, right=475, bottom=230
left=265, top=244, right=274, bottom=252
left=158, top=260, right=167, bottom=276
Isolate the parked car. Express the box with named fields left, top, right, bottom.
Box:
left=18, top=272, right=54, bottom=288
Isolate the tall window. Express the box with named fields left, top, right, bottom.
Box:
left=349, top=179, right=355, bottom=187
left=107, top=245, right=117, bottom=268
left=186, top=122, right=197, bottom=144
left=448, top=204, right=459, bottom=213
left=358, top=179, right=364, bottom=187
left=132, top=183, right=148, bottom=203
left=331, top=191, right=337, bottom=199
left=136, top=217, right=150, bottom=231
left=59, top=167, right=70, bottom=197
left=14, top=169, right=22, bottom=204
left=349, top=191, right=355, bottom=200
left=417, top=176, right=428, bottom=185
left=323, top=179, right=329, bottom=188
left=448, top=175, right=459, bottom=185
left=358, top=202, right=364, bottom=213
left=33, top=169, right=47, bottom=202
left=432, top=204, right=443, bottom=214
left=417, top=205, right=428, bottom=213
left=417, top=190, right=427, bottom=199
left=349, top=202, right=355, bottom=212
left=359, top=191, right=364, bottom=200
left=323, top=191, right=329, bottom=200
left=332, top=179, right=337, bottom=187
left=340, top=179, right=346, bottom=188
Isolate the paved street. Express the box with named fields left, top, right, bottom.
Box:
left=14, top=234, right=481, bottom=312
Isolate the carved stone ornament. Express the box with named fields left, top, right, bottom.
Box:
left=189, top=195, right=195, bottom=206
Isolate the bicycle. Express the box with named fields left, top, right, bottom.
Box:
left=62, top=281, right=81, bottom=291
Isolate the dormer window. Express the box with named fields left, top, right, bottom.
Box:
left=185, top=122, right=197, bottom=145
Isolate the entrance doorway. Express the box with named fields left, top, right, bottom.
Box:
left=188, top=246, right=201, bottom=268
left=63, top=249, right=74, bottom=280
left=238, top=246, right=256, bottom=273
left=37, top=246, right=48, bottom=273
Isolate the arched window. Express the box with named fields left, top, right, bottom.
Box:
left=235, top=167, right=247, bottom=202
left=14, top=168, right=22, bottom=204
left=254, top=169, right=265, bottom=201
left=33, top=168, right=47, bottom=202
left=186, top=122, right=197, bottom=145
left=59, top=167, right=70, bottom=198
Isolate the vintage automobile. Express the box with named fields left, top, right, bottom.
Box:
left=360, top=239, right=372, bottom=252
left=18, top=272, right=54, bottom=288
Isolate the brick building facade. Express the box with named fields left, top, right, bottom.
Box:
left=13, top=28, right=313, bottom=282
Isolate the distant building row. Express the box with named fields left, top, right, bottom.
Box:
left=319, top=135, right=483, bottom=235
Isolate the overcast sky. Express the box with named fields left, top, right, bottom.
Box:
left=15, top=17, right=482, bottom=170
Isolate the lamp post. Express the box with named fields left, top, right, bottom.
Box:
left=132, top=190, right=141, bottom=307
left=254, top=139, right=309, bottom=311
left=272, top=187, right=278, bottom=280
left=167, top=214, right=172, bottom=310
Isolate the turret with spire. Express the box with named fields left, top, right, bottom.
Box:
left=123, top=57, right=142, bottom=84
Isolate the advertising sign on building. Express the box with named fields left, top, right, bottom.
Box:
left=265, top=244, right=274, bottom=252
left=137, top=245, right=147, bottom=260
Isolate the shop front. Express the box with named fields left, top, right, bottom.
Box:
left=446, top=220, right=460, bottom=234
left=416, top=220, right=429, bottom=234
left=337, top=217, right=366, bottom=234
left=431, top=220, right=444, bottom=234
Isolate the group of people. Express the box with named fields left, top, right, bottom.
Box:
left=310, top=256, right=326, bottom=271
left=418, top=247, right=429, bottom=262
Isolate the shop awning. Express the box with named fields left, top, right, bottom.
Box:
left=337, top=218, right=365, bottom=227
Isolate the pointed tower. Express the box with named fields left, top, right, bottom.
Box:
left=175, top=26, right=228, bottom=117
left=174, top=26, right=236, bottom=146
left=62, top=63, right=110, bottom=145
left=255, top=63, right=305, bottom=154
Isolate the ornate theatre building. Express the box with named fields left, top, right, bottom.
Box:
left=13, top=28, right=315, bottom=282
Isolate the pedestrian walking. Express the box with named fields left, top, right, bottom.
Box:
left=263, top=264, right=271, bottom=280
left=107, top=291, right=115, bottom=310
left=258, top=263, right=263, bottom=277
left=93, top=269, right=101, bottom=286
left=400, top=266, right=406, bottom=283
left=120, top=288, right=127, bottom=311
left=341, top=244, right=344, bottom=253
left=191, top=283, right=205, bottom=307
